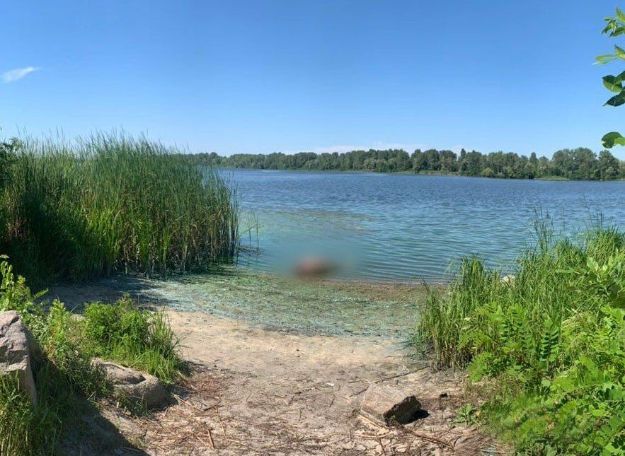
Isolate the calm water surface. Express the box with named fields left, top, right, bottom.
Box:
left=224, top=169, right=625, bottom=281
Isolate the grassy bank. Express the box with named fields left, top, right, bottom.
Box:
left=0, top=133, right=234, bottom=453
left=0, top=258, right=183, bottom=455
left=0, top=133, right=238, bottom=283
left=416, top=227, right=625, bottom=453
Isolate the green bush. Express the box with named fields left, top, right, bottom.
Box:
left=0, top=258, right=109, bottom=455
left=416, top=228, right=625, bottom=454
left=83, top=297, right=183, bottom=384
left=0, top=258, right=183, bottom=455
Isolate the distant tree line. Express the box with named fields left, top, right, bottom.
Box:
left=181, top=147, right=625, bottom=180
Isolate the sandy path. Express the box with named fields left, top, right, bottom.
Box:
left=101, top=311, right=498, bottom=455
left=49, top=277, right=500, bottom=454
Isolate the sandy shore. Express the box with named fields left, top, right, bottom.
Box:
left=88, top=310, right=496, bottom=455
left=49, top=275, right=500, bottom=455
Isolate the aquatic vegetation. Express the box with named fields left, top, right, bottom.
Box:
left=143, top=270, right=427, bottom=337
left=415, top=227, right=625, bottom=453
left=0, top=132, right=238, bottom=283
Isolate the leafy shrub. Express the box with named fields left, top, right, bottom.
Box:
left=0, top=257, right=109, bottom=455
left=416, top=228, right=625, bottom=453
left=0, top=257, right=183, bottom=454
left=83, top=297, right=183, bottom=384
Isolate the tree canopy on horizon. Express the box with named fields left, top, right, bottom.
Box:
left=184, top=146, right=625, bottom=181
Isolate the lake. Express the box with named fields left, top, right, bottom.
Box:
left=224, top=169, right=625, bottom=281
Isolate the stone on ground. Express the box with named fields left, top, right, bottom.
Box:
left=360, top=383, right=422, bottom=425
left=0, top=310, right=38, bottom=404
left=92, top=358, right=168, bottom=409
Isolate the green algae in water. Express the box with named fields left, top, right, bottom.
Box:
left=143, top=268, right=427, bottom=337
left=49, top=267, right=429, bottom=337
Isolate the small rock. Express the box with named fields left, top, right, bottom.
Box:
left=360, top=384, right=422, bottom=425
left=92, top=358, right=167, bottom=409
left=0, top=311, right=37, bottom=404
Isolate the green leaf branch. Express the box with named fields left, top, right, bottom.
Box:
left=598, top=8, right=625, bottom=148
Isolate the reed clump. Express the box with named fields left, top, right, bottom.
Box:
left=415, top=227, right=625, bottom=453
left=0, top=133, right=238, bottom=282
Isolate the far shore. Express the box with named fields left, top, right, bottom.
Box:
left=216, top=166, right=625, bottom=182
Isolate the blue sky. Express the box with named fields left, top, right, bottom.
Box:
left=1, top=0, right=624, bottom=157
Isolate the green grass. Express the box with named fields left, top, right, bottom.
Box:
left=415, top=226, right=625, bottom=454
left=0, top=132, right=238, bottom=283
left=0, top=133, right=222, bottom=453
left=0, top=373, right=54, bottom=456
left=0, top=259, right=183, bottom=455
left=83, top=297, right=183, bottom=384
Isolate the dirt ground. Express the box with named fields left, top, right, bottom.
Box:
left=49, top=275, right=503, bottom=455
left=90, top=311, right=501, bottom=455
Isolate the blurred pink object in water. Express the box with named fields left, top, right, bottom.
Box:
left=294, top=257, right=338, bottom=278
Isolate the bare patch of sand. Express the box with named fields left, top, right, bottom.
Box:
left=49, top=276, right=503, bottom=454
left=100, top=311, right=502, bottom=455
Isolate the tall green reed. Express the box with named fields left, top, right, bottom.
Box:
left=415, top=226, right=625, bottom=453
left=0, top=132, right=238, bottom=282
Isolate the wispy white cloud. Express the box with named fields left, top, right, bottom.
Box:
left=2, top=66, right=40, bottom=84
